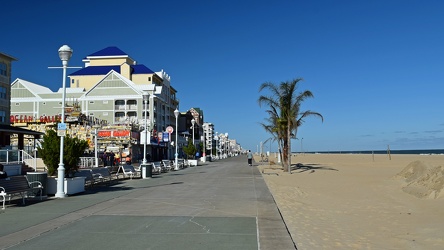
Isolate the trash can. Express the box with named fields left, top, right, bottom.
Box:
left=26, top=172, right=48, bottom=197
left=140, top=163, right=152, bottom=179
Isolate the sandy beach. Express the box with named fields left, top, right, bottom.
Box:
left=256, top=153, right=444, bottom=249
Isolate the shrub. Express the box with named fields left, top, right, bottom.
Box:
left=38, top=129, right=89, bottom=177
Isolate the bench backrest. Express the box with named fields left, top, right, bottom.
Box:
left=91, top=167, right=111, bottom=177
left=123, top=165, right=135, bottom=172
left=106, top=166, right=120, bottom=174
left=74, top=169, right=95, bottom=181
left=0, top=176, right=31, bottom=193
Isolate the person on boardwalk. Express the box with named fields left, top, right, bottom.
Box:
left=247, top=150, right=253, bottom=166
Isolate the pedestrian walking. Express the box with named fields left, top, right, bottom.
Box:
left=247, top=150, right=253, bottom=166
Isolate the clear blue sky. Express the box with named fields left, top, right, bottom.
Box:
left=2, top=0, right=444, bottom=152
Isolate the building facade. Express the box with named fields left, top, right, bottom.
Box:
left=10, top=47, right=180, bottom=160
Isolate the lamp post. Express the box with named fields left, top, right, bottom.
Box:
left=93, top=129, right=98, bottom=168
left=191, top=119, right=195, bottom=145
left=142, top=91, right=149, bottom=164
left=225, top=133, right=228, bottom=158
left=55, top=45, right=73, bottom=198
left=174, top=109, right=179, bottom=170
left=214, top=132, right=218, bottom=160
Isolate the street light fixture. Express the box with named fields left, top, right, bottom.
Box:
left=55, top=45, right=73, bottom=198
left=225, top=133, right=229, bottom=158
left=142, top=91, right=149, bottom=164
left=92, top=129, right=98, bottom=168
left=214, top=132, right=219, bottom=160
left=174, top=109, right=180, bottom=170
left=191, top=118, right=195, bottom=145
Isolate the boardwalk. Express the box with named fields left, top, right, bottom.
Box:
left=0, top=156, right=295, bottom=250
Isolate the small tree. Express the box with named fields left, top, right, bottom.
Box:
left=38, top=129, right=89, bottom=177
left=182, top=137, right=197, bottom=159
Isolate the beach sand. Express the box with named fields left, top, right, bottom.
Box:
left=255, top=153, right=444, bottom=249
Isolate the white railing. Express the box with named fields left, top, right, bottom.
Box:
left=0, top=150, right=99, bottom=171
left=79, top=157, right=97, bottom=169
left=0, top=149, right=37, bottom=171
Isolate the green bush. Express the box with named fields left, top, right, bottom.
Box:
left=38, top=129, right=89, bottom=177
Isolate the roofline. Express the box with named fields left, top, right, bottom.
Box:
left=0, top=52, right=18, bottom=61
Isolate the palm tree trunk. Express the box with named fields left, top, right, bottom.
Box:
left=282, top=140, right=289, bottom=171
left=287, top=121, right=291, bottom=172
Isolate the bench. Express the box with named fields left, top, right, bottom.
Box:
left=0, top=176, right=43, bottom=209
left=161, top=160, right=172, bottom=172
left=117, top=165, right=140, bottom=179
left=91, top=167, right=114, bottom=184
left=152, top=162, right=162, bottom=174
left=74, top=169, right=101, bottom=186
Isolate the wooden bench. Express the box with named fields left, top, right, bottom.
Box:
left=0, top=176, right=43, bottom=209
left=152, top=162, right=162, bottom=174
left=161, top=160, right=172, bottom=172
left=117, top=165, right=140, bottom=179
left=74, top=169, right=101, bottom=186
left=91, top=167, right=114, bottom=184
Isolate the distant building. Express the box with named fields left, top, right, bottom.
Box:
left=10, top=47, right=180, bottom=160
left=0, top=51, right=41, bottom=150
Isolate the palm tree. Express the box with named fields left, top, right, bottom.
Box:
left=259, top=78, right=323, bottom=172
left=259, top=105, right=285, bottom=168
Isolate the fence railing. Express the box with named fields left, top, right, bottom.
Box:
left=0, top=149, right=37, bottom=171
left=79, top=157, right=97, bottom=169
left=0, top=150, right=99, bottom=171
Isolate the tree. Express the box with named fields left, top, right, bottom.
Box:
left=259, top=78, right=323, bottom=172
left=182, top=137, right=197, bottom=159
left=38, top=129, right=89, bottom=177
left=259, top=105, right=285, bottom=168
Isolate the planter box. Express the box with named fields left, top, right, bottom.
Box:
left=47, top=177, right=86, bottom=195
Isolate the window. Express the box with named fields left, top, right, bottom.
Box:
left=89, top=101, right=94, bottom=104
left=0, top=87, right=6, bottom=99
left=15, top=103, right=20, bottom=106
left=0, top=110, right=5, bottom=122
left=43, top=102, right=46, bottom=105
left=89, top=113, right=94, bottom=116
left=71, top=79, right=74, bottom=83
left=148, top=77, right=151, bottom=81
left=0, top=63, right=7, bottom=77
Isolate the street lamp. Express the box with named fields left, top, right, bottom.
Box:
left=174, top=109, right=180, bottom=170
left=92, top=129, right=98, bottom=168
left=142, top=91, right=149, bottom=164
left=225, top=133, right=228, bottom=158
left=214, top=132, right=219, bottom=160
left=191, top=118, right=195, bottom=145
left=56, top=45, right=73, bottom=198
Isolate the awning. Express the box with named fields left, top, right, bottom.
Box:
left=0, top=124, right=44, bottom=136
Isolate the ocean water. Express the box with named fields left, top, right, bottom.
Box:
left=302, top=149, right=444, bottom=155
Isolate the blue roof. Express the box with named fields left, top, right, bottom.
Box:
left=88, top=46, right=128, bottom=57
left=70, top=66, right=120, bottom=76
left=70, top=65, right=154, bottom=76
left=131, top=64, right=154, bottom=74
